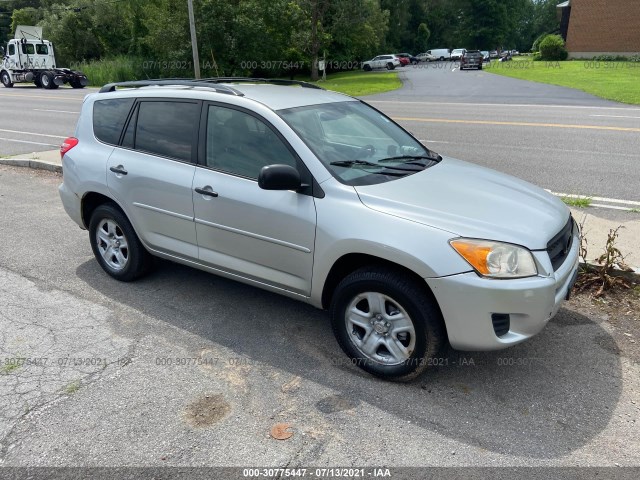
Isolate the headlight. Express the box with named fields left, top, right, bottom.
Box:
left=449, top=239, right=538, bottom=279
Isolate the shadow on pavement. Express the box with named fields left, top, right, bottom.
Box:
left=76, top=257, right=622, bottom=459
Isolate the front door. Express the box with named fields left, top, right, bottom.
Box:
left=192, top=104, right=317, bottom=295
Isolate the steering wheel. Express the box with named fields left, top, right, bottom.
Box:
left=359, top=144, right=376, bottom=158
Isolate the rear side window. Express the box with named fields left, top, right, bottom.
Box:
left=134, top=101, right=200, bottom=162
left=93, top=98, right=135, bottom=145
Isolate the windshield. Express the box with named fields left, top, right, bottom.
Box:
left=278, top=101, right=438, bottom=186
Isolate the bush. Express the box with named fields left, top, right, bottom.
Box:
left=539, top=34, right=568, bottom=61
left=628, top=54, right=640, bottom=62
left=531, top=33, right=547, bottom=53
left=532, top=52, right=542, bottom=61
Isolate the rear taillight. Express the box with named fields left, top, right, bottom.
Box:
left=60, top=137, right=79, bottom=158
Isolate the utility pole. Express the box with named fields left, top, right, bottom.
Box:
left=187, top=0, right=201, bottom=79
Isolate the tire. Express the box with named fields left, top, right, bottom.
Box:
left=439, top=56, right=444, bottom=61
left=40, top=71, right=54, bottom=89
left=70, top=79, right=85, bottom=89
left=363, top=64, right=372, bottom=72
left=34, top=74, right=42, bottom=88
left=89, top=203, right=152, bottom=282
left=386, top=62, right=395, bottom=70
left=478, top=65, right=483, bottom=70
left=330, top=267, right=446, bottom=381
left=1, top=71, right=13, bottom=88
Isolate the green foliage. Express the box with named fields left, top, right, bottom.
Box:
left=532, top=33, right=547, bottom=53
left=416, top=23, right=430, bottom=52
left=539, top=34, right=568, bottom=61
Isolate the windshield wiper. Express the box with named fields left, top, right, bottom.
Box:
left=378, top=154, right=442, bottom=165
left=329, top=159, right=422, bottom=172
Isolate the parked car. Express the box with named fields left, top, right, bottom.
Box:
left=426, top=49, right=451, bottom=61
left=451, top=48, right=466, bottom=61
left=489, top=50, right=500, bottom=59
left=59, top=78, right=579, bottom=381
left=500, top=51, right=513, bottom=62
left=362, top=54, right=400, bottom=71
left=460, top=50, right=483, bottom=70
left=396, top=53, right=419, bottom=65
left=416, top=52, right=436, bottom=62
left=481, top=51, right=490, bottom=62
left=397, top=56, right=410, bottom=66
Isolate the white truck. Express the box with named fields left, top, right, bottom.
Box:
left=1, top=26, right=88, bottom=89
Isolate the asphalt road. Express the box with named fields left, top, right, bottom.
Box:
left=1, top=70, right=639, bottom=219
left=0, top=165, right=639, bottom=469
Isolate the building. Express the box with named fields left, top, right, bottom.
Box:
left=557, top=0, right=640, bottom=58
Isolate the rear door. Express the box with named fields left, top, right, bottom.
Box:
left=192, top=103, right=317, bottom=295
left=106, top=99, right=200, bottom=259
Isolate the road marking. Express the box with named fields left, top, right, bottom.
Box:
left=33, top=109, right=80, bottom=114
left=371, top=100, right=640, bottom=111
left=547, top=191, right=640, bottom=212
left=393, top=117, right=640, bottom=133
left=546, top=191, right=640, bottom=207
left=0, top=137, right=58, bottom=147
left=0, top=92, right=86, bottom=101
left=590, top=114, right=640, bottom=119
left=0, top=128, right=66, bottom=139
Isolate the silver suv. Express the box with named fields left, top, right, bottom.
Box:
left=59, top=78, right=579, bottom=381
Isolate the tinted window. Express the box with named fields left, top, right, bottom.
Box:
left=206, top=105, right=297, bottom=179
left=21, top=43, right=35, bottom=54
left=93, top=98, right=135, bottom=145
left=8, top=44, right=15, bottom=56
left=135, top=101, right=199, bottom=162
left=36, top=44, right=48, bottom=55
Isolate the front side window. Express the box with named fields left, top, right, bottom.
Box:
left=134, top=101, right=200, bottom=162
left=8, top=44, right=15, bottom=56
left=279, top=101, right=439, bottom=186
left=21, top=43, right=35, bottom=55
left=205, top=105, right=297, bottom=179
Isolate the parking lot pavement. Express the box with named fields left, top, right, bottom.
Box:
left=1, top=165, right=639, bottom=468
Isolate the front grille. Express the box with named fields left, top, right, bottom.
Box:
left=547, top=217, right=574, bottom=271
left=491, top=314, right=510, bottom=337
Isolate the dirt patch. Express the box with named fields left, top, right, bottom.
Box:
left=567, top=283, right=640, bottom=363
left=315, top=394, right=358, bottom=414
left=184, top=393, right=231, bottom=428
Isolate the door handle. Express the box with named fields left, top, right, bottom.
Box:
left=109, top=166, right=128, bottom=175
left=194, top=187, right=219, bottom=198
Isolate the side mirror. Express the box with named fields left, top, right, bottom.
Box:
left=0, top=46, right=4, bottom=57
left=258, top=164, right=301, bottom=191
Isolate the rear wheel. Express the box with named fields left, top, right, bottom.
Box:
left=386, top=62, right=395, bottom=70
left=70, top=79, right=85, bottom=89
left=1, top=71, right=13, bottom=88
left=330, top=267, right=446, bottom=381
left=34, top=74, right=42, bottom=88
left=89, top=203, right=152, bottom=282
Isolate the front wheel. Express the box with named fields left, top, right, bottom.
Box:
left=1, top=71, right=13, bottom=88
left=89, top=203, right=152, bottom=282
left=363, top=64, right=372, bottom=72
left=330, top=267, right=446, bottom=381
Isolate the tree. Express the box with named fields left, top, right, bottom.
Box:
left=416, top=22, right=430, bottom=52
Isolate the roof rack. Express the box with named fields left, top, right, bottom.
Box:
left=99, top=77, right=324, bottom=94
left=99, top=79, right=245, bottom=95
left=200, top=77, right=324, bottom=90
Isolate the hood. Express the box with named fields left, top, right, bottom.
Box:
left=354, top=157, right=569, bottom=250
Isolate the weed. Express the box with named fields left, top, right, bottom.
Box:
left=562, top=196, right=591, bottom=208
left=63, top=381, right=81, bottom=394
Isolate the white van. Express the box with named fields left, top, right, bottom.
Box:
left=427, top=49, right=451, bottom=61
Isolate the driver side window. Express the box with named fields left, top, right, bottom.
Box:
left=205, top=105, right=297, bottom=179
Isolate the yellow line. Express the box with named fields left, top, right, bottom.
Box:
left=392, top=117, right=640, bottom=132
left=0, top=93, right=84, bottom=101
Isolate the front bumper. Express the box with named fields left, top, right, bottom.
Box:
left=427, top=229, right=580, bottom=351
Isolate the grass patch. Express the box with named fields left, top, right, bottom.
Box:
left=562, top=195, right=592, bottom=208
left=311, top=70, right=402, bottom=96
left=485, top=58, right=640, bottom=104
left=629, top=208, right=640, bottom=213
left=63, top=381, right=81, bottom=394
left=1, top=362, right=21, bottom=375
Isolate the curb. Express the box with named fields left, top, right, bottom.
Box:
left=0, top=158, right=62, bottom=174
